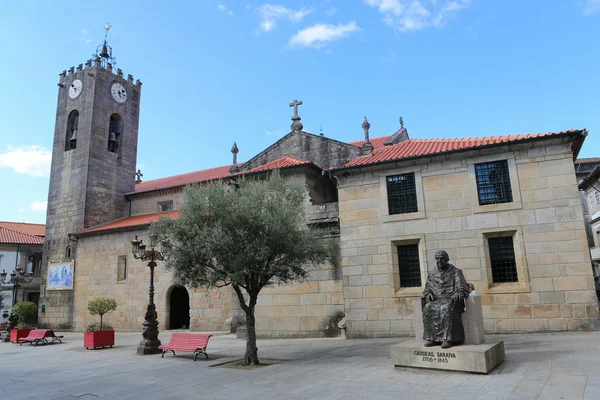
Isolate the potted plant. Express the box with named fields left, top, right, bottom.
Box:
left=9, top=301, right=37, bottom=343
left=84, top=297, right=117, bottom=350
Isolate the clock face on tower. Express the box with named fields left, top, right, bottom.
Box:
left=68, top=79, right=83, bottom=99
left=111, top=83, right=127, bottom=103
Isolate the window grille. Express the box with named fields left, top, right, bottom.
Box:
left=488, top=236, right=518, bottom=283
left=160, top=202, right=174, bottom=212
left=386, top=173, right=418, bottom=215
left=474, top=160, right=513, bottom=205
left=397, top=244, right=421, bottom=287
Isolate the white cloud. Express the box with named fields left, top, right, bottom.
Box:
left=218, top=4, right=234, bottom=16
left=0, top=145, right=52, bottom=177
left=581, top=0, right=600, bottom=15
left=288, top=21, right=360, bottom=48
left=256, top=4, right=314, bottom=33
left=364, top=0, right=470, bottom=32
left=18, top=201, right=48, bottom=213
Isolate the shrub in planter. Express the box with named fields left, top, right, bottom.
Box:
left=84, top=297, right=117, bottom=350
left=9, top=302, right=37, bottom=343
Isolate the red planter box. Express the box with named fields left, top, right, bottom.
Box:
left=84, top=330, right=115, bottom=349
left=10, top=328, right=35, bottom=343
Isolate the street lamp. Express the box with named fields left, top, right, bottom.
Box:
left=131, top=234, right=165, bottom=355
left=0, top=267, right=34, bottom=333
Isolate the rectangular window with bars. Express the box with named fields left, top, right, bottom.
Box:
left=474, top=160, right=513, bottom=205
left=117, top=255, right=127, bottom=282
left=397, top=244, right=421, bottom=288
left=386, top=173, right=418, bottom=215
left=488, top=236, right=518, bottom=283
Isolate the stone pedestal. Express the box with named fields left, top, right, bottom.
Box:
left=390, top=340, right=505, bottom=374
left=413, top=295, right=485, bottom=345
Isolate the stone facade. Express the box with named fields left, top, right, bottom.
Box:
left=579, top=167, right=600, bottom=263
left=41, top=61, right=141, bottom=329
left=335, top=139, right=599, bottom=337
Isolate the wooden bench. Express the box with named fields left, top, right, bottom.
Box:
left=158, top=333, right=212, bottom=361
left=18, top=329, right=64, bottom=346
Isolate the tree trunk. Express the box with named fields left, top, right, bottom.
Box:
left=100, top=314, right=103, bottom=331
left=244, top=306, right=259, bottom=365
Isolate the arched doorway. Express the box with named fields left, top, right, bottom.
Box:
left=169, top=286, right=190, bottom=330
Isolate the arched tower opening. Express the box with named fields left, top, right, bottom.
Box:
left=167, top=285, right=190, bottom=330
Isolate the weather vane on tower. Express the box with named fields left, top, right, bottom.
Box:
left=94, top=23, right=116, bottom=68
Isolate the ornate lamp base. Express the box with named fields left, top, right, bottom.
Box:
left=137, top=305, right=161, bottom=355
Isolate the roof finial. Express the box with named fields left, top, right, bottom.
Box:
left=400, top=117, right=404, bottom=129
left=135, top=169, right=143, bottom=184
left=94, top=23, right=116, bottom=68
left=360, top=116, right=373, bottom=156
left=289, top=99, right=304, bottom=132
left=231, top=142, right=239, bottom=165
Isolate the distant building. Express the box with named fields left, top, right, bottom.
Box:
left=579, top=167, right=600, bottom=268
left=0, top=222, right=44, bottom=325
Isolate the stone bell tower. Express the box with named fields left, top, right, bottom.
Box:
left=40, top=25, right=142, bottom=329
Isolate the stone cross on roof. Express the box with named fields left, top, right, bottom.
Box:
left=135, top=169, right=143, bottom=183
left=289, top=99, right=304, bottom=132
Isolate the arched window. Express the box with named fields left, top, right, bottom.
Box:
left=108, top=114, right=123, bottom=153
left=65, top=110, right=79, bottom=151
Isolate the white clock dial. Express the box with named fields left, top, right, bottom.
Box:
left=68, top=79, right=83, bottom=99
left=111, top=83, right=127, bottom=103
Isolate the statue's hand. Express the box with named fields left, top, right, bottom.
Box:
left=426, top=293, right=436, bottom=302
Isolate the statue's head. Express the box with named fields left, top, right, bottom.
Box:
left=435, top=250, right=450, bottom=270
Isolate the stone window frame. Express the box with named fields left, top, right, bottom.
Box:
left=379, top=167, right=426, bottom=223
left=467, top=152, right=522, bottom=214
left=158, top=200, right=174, bottom=212
left=390, top=235, right=428, bottom=298
left=117, top=255, right=127, bottom=283
left=478, top=228, right=530, bottom=294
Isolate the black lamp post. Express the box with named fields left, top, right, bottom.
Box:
left=1, top=268, right=34, bottom=333
left=131, top=234, right=165, bottom=355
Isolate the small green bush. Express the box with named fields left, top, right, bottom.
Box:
left=12, top=301, right=37, bottom=320
left=87, top=297, right=117, bottom=331
left=85, top=323, right=114, bottom=332
left=16, top=322, right=31, bottom=330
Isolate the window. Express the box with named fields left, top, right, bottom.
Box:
left=386, top=173, right=418, bottom=215
left=159, top=201, right=174, bottom=212
left=65, top=110, right=79, bottom=151
left=108, top=114, right=123, bottom=153
left=117, top=255, right=127, bottom=282
left=488, top=236, right=518, bottom=283
left=595, top=191, right=600, bottom=208
left=397, top=244, right=421, bottom=288
left=474, top=160, right=513, bottom=205
left=590, top=194, right=596, bottom=210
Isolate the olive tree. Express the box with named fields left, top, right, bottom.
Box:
left=151, top=171, right=330, bottom=365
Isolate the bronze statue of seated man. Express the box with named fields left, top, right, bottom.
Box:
left=422, top=250, right=469, bottom=349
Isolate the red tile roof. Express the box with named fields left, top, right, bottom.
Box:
left=0, top=221, right=45, bottom=237
left=349, top=135, right=392, bottom=150
left=0, top=227, right=44, bottom=245
left=341, top=129, right=586, bottom=169
left=74, top=210, right=181, bottom=236
left=240, top=157, right=311, bottom=175
left=576, top=158, right=600, bottom=164
left=133, top=165, right=238, bottom=195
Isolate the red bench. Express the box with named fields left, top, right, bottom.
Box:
left=158, top=333, right=212, bottom=361
left=18, top=329, right=64, bottom=346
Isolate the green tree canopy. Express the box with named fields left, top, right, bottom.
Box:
left=151, top=170, right=331, bottom=365
left=12, top=301, right=37, bottom=320
left=87, top=297, right=117, bottom=331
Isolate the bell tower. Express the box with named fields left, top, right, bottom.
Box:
left=40, top=24, right=142, bottom=329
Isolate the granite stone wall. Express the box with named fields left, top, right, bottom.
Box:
left=336, top=139, right=600, bottom=338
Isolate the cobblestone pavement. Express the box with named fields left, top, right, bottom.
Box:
left=1, top=331, right=599, bottom=400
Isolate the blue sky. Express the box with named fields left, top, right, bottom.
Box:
left=1, top=0, right=599, bottom=224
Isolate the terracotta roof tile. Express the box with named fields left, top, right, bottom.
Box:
left=349, top=135, right=392, bottom=150
left=0, top=221, right=45, bottom=237
left=342, top=130, right=585, bottom=169
left=133, top=165, right=239, bottom=195
left=575, top=158, right=600, bottom=164
left=240, top=157, right=311, bottom=175
left=74, top=210, right=181, bottom=236
left=0, top=227, right=44, bottom=245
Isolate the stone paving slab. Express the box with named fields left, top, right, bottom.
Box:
left=1, top=331, right=599, bottom=399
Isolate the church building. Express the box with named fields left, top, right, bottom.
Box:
left=39, top=37, right=599, bottom=337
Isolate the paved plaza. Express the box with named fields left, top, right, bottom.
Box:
left=2, top=331, right=600, bottom=400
